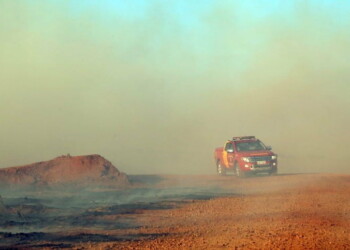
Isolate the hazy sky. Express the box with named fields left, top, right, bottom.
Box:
left=1, top=0, right=349, bottom=174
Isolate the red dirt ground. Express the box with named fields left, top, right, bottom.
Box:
left=83, top=174, right=350, bottom=249
left=1, top=171, right=349, bottom=249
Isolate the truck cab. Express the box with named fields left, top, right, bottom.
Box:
left=214, top=136, right=277, bottom=177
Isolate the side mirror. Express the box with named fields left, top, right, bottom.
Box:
left=266, top=146, right=272, bottom=150
left=226, top=148, right=234, bottom=153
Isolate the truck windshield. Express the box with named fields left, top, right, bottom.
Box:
left=236, top=141, right=266, bottom=152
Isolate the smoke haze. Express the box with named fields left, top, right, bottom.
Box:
left=1, top=1, right=349, bottom=174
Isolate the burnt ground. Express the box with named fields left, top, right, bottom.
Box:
left=1, top=173, right=350, bottom=249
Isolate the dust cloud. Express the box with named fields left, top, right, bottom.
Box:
left=0, top=1, right=349, bottom=174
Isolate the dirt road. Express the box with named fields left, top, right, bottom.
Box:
left=1, top=173, right=350, bottom=249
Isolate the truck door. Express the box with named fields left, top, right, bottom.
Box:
left=223, top=142, right=235, bottom=168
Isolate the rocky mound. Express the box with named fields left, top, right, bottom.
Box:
left=0, top=154, right=129, bottom=188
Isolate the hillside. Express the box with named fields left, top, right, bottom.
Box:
left=0, top=154, right=129, bottom=187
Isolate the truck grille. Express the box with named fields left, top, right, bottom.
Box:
left=250, top=156, right=271, bottom=162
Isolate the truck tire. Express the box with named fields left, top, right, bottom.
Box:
left=269, top=170, right=278, bottom=176
left=217, top=162, right=226, bottom=176
left=235, top=163, right=245, bottom=178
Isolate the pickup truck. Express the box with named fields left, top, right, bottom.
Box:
left=214, top=136, right=277, bottom=177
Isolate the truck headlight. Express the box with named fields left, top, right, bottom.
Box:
left=242, top=157, right=251, bottom=162
left=271, top=155, right=277, bottom=160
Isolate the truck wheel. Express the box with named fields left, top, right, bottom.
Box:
left=217, top=162, right=226, bottom=176
left=269, top=170, right=278, bottom=176
left=235, top=164, right=245, bottom=178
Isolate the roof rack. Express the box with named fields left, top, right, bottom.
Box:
left=232, top=136, right=256, bottom=141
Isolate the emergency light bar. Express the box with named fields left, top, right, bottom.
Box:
left=232, top=136, right=256, bottom=141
